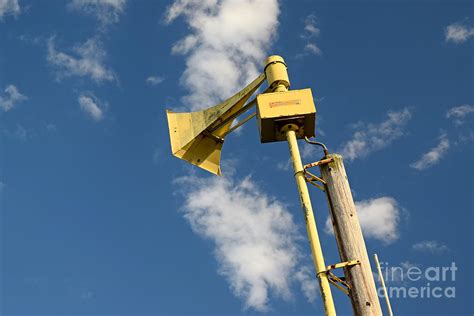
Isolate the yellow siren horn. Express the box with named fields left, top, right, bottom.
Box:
left=166, top=74, right=265, bottom=175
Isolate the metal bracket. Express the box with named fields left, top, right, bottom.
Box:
left=327, top=271, right=350, bottom=295
left=304, top=157, right=334, bottom=170
left=302, top=156, right=332, bottom=192
left=221, top=112, right=256, bottom=137
left=201, top=130, right=224, bottom=143
left=319, top=260, right=361, bottom=296
left=301, top=145, right=334, bottom=191
left=326, top=260, right=361, bottom=271
left=304, top=170, right=326, bottom=191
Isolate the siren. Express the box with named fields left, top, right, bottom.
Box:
left=166, top=74, right=266, bottom=175
left=166, top=55, right=316, bottom=175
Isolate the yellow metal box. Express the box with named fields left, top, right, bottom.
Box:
left=256, top=88, right=316, bottom=143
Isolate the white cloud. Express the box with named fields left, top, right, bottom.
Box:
left=304, top=43, right=322, bottom=56
left=47, top=37, right=116, bottom=83
left=410, top=133, right=450, bottom=171
left=164, top=0, right=280, bottom=110
left=0, top=0, right=20, bottom=20
left=176, top=173, right=315, bottom=311
left=145, top=75, right=165, bottom=86
left=325, top=197, right=401, bottom=244
left=354, top=197, right=401, bottom=244
left=171, top=35, right=198, bottom=55
left=78, top=92, right=107, bottom=121
left=445, top=21, right=474, bottom=43
left=446, top=104, right=474, bottom=125
left=0, top=84, right=27, bottom=112
left=300, top=14, right=322, bottom=56
left=302, top=14, right=320, bottom=38
left=412, top=240, right=449, bottom=254
left=69, top=0, right=126, bottom=27
left=340, top=108, right=412, bottom=161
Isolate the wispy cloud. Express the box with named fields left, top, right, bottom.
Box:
left=45, top=123, right=57, bottom=132
left=3, top=124, right=28, bottom=140
left=304, top=43, right=322, bottom=56
left=300, top=14, right=322, bottom=56
left=176, top=172, right=315, bottom=311
left=446, top=104, right=474, bottom=125
left=276, top=159, right=291, bottom=171
left=164, top=0, right=279, bottom=110
left=68, top=0, right=126, bottom=28
left=410, top=133, right=450, bottom=171
left=445, top=20, right=474, bottom=43
left=0, top=84, right=27, bottom=112
left=303, top=14, right=320, bottom=38
left=340, top=108, right=412, bottom=161
left=47, top=37, right=116, bottom=83
left=325, top=197, right=401, bottom=244
left=80, top=290, right=94, bottom=299
left=78, top=92, right=107, bottom=121
left=412, top=240, right=449, bottom=254
left=294, top=266, right=318, bottom=303
left=0, top=0, right=20, bottom=20
left=145, top=75, right=165, bottom=86
left=152, top=147, right=163, bottom=164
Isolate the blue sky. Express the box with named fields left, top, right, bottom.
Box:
left=1, top=0, right=473, bottom=315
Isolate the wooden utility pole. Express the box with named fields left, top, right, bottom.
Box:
left=319, top=154, right=382, bottom=316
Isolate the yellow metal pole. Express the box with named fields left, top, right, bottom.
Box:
left=286, top=129, right=337, bottom=316
left=374, top=254, right=394, bottom=316
left=263, top=55, right=336, bottom=316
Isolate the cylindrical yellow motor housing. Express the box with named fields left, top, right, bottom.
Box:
left=264, top=55, right=290, bottom=91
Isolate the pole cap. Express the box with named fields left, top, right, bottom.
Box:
left=264, top=55, right=290, bottom=90
left=264, top=55, right=287, bottom=69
